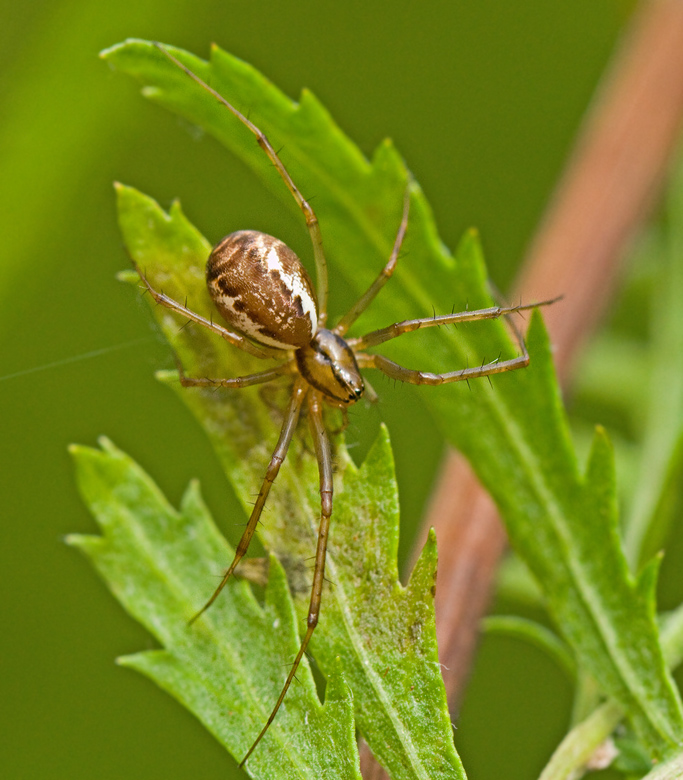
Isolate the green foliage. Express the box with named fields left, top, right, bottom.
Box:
left=110, top=182, right=465, bottom=779
left=639, top=751, right=683, bottom=780
left=622, top=163, right=683, bottom=568
left=70, top=38, right=683, bottom=779
left=68, top=439, right=360, bottom=780
left=533, top=155, right=683, bottom=780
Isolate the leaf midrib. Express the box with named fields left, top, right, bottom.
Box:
left=281, top=453, right=435, bottom=780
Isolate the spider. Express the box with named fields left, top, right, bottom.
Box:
left=138, top=42, right=554, bottom=767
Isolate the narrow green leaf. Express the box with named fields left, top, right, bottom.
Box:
left=482, top=616, right=576, bottom=679
left=624, top=157, right=683, bottom=566
left=67, top=438, right=360, bottom=780
left=661, top=604, right=683, bottom=673
left=495, top=554, right=545, bottom=608
left=102, top=39, right=683, bottom=758
left=538, top=603, right=683, bottom=780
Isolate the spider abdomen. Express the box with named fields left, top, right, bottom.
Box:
left=207, top=230, right=318, bottom=349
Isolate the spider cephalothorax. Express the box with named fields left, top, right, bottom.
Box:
left=137, top=42, right=553, bottom=767
left=296, top=328, right=365, bottom=404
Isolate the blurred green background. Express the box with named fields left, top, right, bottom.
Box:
left=0, top=2, right=648, bottom=779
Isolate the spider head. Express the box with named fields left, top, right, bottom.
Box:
left=296, top=329, right=364, bottom=405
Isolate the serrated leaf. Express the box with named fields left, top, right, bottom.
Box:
left=112, top=182, right=465, bottom=779
left=313, top=431, right=459, bottom=777
left=67, top=438, right=360, bottom=780
left=103, top=40, right=683, bottom=758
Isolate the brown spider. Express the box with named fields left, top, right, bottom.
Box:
left=138, top=42, right=553, bottom=767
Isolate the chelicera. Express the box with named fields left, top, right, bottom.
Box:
left=138, top=42, right=553, bottom=766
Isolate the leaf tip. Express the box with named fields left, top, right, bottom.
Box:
left=407, top=525, right=439, bottom=599
left=168, top=198, right=185, bottom=219
left=156, top=369, right=179, bottom=385
left=64, top=531, right=87, bottom=548
left=637, top=553, right=664, bottom=615
left=114, top=181, right=139, bottom=211
left=587, top=424, right=614, bottom=469
left=180, top=478, right=205, bottom=515
left=376, top=421, right=391, bottom=446
left=115, top=653, right=136, bottom=669
left=65, top=533, right=105, bottom=556
left=116, top=269, right=138, bottom=284
left=96, top=435, right=117, bottom=453
left=99, top=43, right=119, bottom=60
left=360, top=422, right=396, bottom=481
left=527, top=305, right=550, bottom=342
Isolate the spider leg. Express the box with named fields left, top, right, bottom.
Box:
left=177, top=361, right=295, bottom=389
left=152, top=43, right=330, bottom=326
left=189, top=380, right=308, bottom=625
left=363, top=376, right=380, bottom=403
left=135, top=264, right=283, bottom=360
left=240, top=391, right=332, bottom=767
left=337, top=406, right=350, bottom=434
left=326, top=404, right=350, bottom=436
left=486, top=280, right=539, bottom=360
left=350, top=297, right=560, bottom=351
left=334, top=185, right=411, bottom=336
left=357, top=352, right=530, bottom=386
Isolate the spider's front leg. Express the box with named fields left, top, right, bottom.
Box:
left=351, top=298, right=558, bottom=352
left=351, top=296, right=560, bottom=386
left=334, top=185, right=411, bottom=336
left=240, top=390, right=333, bottom=767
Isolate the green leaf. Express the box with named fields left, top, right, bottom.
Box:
left=613, top=732, right=655, bottom=776
left=623, top=157, right=683, bottom=567
left=537, top=602, right=683, bottom=780
left=639, top=751, right=683, bottom=780
left=482, top=616, right=576, bottom=679
left=312, top=432, right=460, bottom=778
left=67, top=438, right=361, bottom=780
left=661, top=604, right=683, bottom=672
left=84, top=183, right=466, bottom=778
left=539, top=596, right=683, bottom=780
left=102, top=40, right=683, bottom=758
